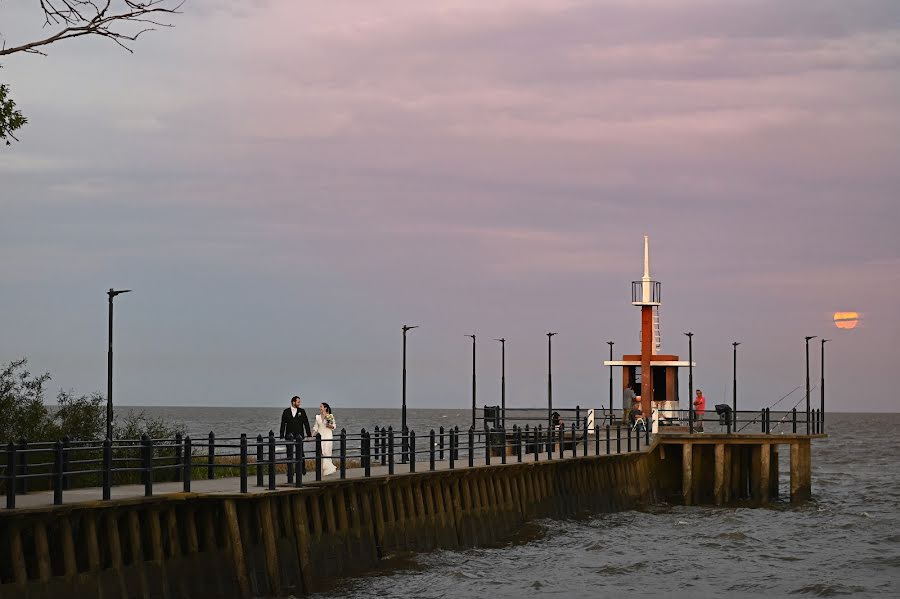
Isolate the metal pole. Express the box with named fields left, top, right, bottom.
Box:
left=805, top=336, right=816, bottom=434
left=732, top=342, right=740, bottom=427
left=402, top=325, right=418, bottom=462
left=821, top=339, right=830, bottom=433
left=495, top=338, right=506, bottom=429
left=547, top=332, right=557, bottom=428
left=685, top=332, right=694, bottom=434
left=607, top=341, right=614, bottom=423
left=467, top=335, right=476, bottom=430
left=107, top=291, right=113, bottom=441
left=106, top=288, right=131, bottom=441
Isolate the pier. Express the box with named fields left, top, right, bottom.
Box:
left=0, top=415, right=824, bottom=599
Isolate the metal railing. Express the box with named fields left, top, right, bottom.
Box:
left=0, top=419, right=660, bottom=509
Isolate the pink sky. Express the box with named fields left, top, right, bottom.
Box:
left=1, top=1, right=898, bottom=411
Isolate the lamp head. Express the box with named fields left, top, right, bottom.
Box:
left=402, top=325, right=419, bottom=332
left=108, top=288, right=132, bottom=298
left=547, top=332, right=557, bottom=337
left=805, top=335, right=817, bottom=342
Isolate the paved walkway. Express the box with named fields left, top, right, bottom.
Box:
left=8, top=435, right=657, bottom=511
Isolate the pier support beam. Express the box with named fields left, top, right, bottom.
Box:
left=681, top=443, right=693, bottom=506
left=713, top=444, right=725, bottom=506
left=790, top=440, right=811, bottom=503
left=770, top=445, right=780, bottom=500
left=758, top=443, right=771, bottom=504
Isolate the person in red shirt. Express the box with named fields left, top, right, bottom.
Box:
left=693, top=389, right=706, bottom=432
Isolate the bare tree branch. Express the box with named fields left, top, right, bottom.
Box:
left=0, top=1, right=183, bottom=57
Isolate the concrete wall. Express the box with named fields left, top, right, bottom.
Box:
left=0, top=450, right=661, bottom=599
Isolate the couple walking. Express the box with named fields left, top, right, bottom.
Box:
left=279, top=395, right=337, bottom=476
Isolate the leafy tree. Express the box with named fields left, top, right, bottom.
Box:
left=0, top=1, right=182, bottom=144
left=1, top=358, right=184, bottom=443
left=0, top=68, right=26, bottom=145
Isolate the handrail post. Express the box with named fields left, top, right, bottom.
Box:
left=516, top=426, right=523, bottom=463
left=486, top=428, right=492, bottom=466
left=429, top=429, right=436, bottom=471
left=17, top=438, right=28, bottom=495
left=362, top=429, right=371, bottom=478
left=449, top=428, right=456, bottom=470
left=6, top=442, right=16, bottom=509
left=102, top=438, right=112, bottom=500
left=340, top=429, right=347, bottom=479
left=595, top=425, right=600, bottom=456
left=468, top=427, right=475, bottom=468
left=207, top=431, right=215, bottom=480
left=547, top=425, right=553, bottom=460
left=286, top=432, right=295, bottom=485
left=558, top=424, right=565, bottom=460
left=576, top=405, right=581, bottom=431
left=439, top=426, right=445, bottom=461
left=142, top=434, right=153, bottom=497
left=240, top=434, right=248, bottom=493
left=53, top=440, right=64, bottom=505
left=268, top=430, right=277, bottom=490
left=726, top=414, right=732, bottom=435
left=183, top=436, right=192, bottom=493
left=605, top=425, right=610, bottom=455
left=792, top=408, right=797, bottom=434
left=295, top=435, right=305, bottom=487
left=62, top=436, right=71, bottom=490
left=381, top=428, right=388, bottom=466
left=761, top=410, right=766, bottom=433
left=645, top=422, right=650, bottom=445
left=256, top=434, right=264, bottom=487
left=535, top=425, right=541, bottom=461
left=583, top=420, right=588, bottom=456
left=388, top=427, right=395, bottom=475
left=627, top=426, right=632, bottom=452
left=616, top=424, right=621, bottom=453
left=175, top=432, right=183, bottom=483
left=409, top=430, right=416, bottom=473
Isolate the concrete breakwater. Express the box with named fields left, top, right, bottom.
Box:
left=0, top=435, right=816, bottom=598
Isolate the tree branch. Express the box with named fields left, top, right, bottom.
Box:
left=0, top=1, right=183, bottom=57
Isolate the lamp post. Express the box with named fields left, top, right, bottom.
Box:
left=467, top=334, right=476, bottom=430
left=805, top=335, right=817, bottom=434
left=684, top=332, right=694, bottom=434
left=401, top=325, right=418, bottom=461
left=547, top=332, right=557, bottom=428
left=107, top=288, right=132, bottom=440
left=607, top=341, right=614, bottom=421
left=732, top=342, right=740, bottom=428
left=494, top=338, right=506, bottom=428
left=821, top=338, right=830, bottom=432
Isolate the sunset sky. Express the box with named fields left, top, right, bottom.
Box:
left=2, top=1, right=898, bottom=412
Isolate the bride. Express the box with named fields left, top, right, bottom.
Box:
left=312, top=402, right=337, bottom=476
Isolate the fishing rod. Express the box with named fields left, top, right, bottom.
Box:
left=736, top=384, right=803, bottom=433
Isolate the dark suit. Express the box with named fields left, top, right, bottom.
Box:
left=280, top=407, right=311, bottom=477
left=280, top=407, right=311, bottom=439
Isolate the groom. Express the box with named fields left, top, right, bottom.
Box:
left=280, top=395, right=312, bottom=476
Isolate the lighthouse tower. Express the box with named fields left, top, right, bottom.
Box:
left=604, top=236, right=693, bottom=426
left=633, top=235, right=661, bottom=418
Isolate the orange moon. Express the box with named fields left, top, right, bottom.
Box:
left=833, top=311, right=859, bottom=330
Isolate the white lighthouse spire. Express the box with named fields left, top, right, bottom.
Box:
left=641, top=235, right=652, bottom=303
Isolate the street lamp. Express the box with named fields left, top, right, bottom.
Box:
left=107, top=288, right=132, bottom=440
left=821, top=338, right=830, bottom=432
left=805, top=335, right=817, bottom=434
left=607, top=341, right=614, bottom=422
left=494, top=338, right=506, bottom=429
left=466, top=334, right=476, bottom=429
left=684, top=332, right=694, bottom=434
left=401, top=324, right=418, bottom=461
left=547, top=332, right=557, bottom=428
left=732, top=342, right=740, bottom=428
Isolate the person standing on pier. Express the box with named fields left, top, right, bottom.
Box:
left=623, top=384, right=636, bottom=425
left=693, top=389, right=706, bottom=432
left=312, top=402, right=337, bottom=476
left=281, top=396, right=312, bottom=473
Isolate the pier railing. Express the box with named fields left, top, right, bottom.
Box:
left=0, top=419, right=658, bottom=509
left=653, top=407, right=821, bottom=435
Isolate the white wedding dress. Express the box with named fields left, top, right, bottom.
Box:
left=312, top=414, right=337, bottom=476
